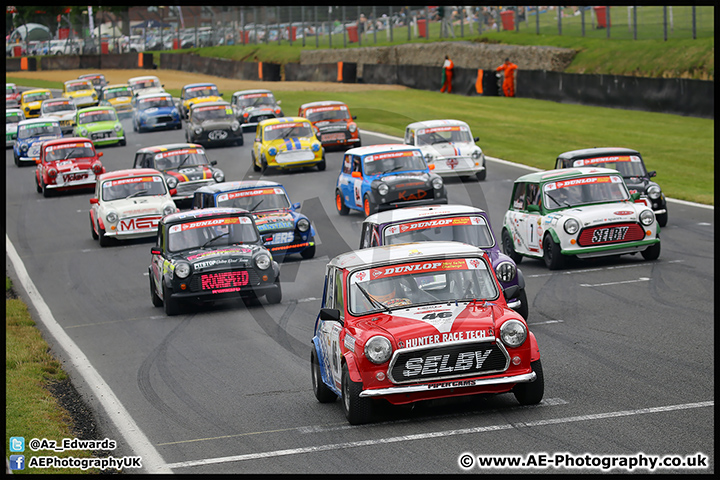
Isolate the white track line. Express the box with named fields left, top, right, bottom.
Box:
left=6, top=236, right=172, bottom=474
left=165, top=401, right=712, bottom=469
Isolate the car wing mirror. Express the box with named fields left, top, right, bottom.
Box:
left=98, top=152, right=104, bottom=157
left=90, top=198, right=99, bottom=204
left=319, top=308, right=342, bottom=323
left=630, top=192, right=642, bottom=202
left=351, top=171, right=362, bottom=178
left=474, top=137, right=479, bottom=142
left=648, top=170, right=657, bottom=178
left=210, top=160, right=217, bottom=166
left=276, top=100, right=282, bottom=105
left=352, top=115, right=357, bottom=120
left=292, top=202, right=301, bottom=210
left=150, top=246, right=162, bottom=255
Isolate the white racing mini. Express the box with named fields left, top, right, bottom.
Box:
left=502, top=167, right=661, bottom=270
left=89, top=168, right=177, bottom=247
left=404, top=119, right=486, bottom=181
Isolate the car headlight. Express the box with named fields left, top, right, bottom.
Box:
left=311, top=142, right=320, bottom=152
left=495, top=261, right=517, bottom=283
left=114, top=123, right=122, bottom=132
left=171, top=108, right=179, bottom=117
left=432, top=177, right=444, bottom=189
left=500, top=319, right=527, bottom=348
left=255, top=253, right=271, bottom=270
left=297, top=218, right=310, bottom=232
left=425, top=153, right=434, bottom=162
left=194, top=127, right=203, bottom=136
left=166, top=176, right=178, bottom=189
left=364, top=335, right=392, bottom=364
left=640, top=209, right=655, bottom=226
left=471, top=149, right=482, bottom=159
left=377, top=182, right=389, bottom=196
left=80, top=128, right=88, bottom=136
left=348, top=123, right=357, bottom=133
left=175, top=261, right=191, bottom=279
left=213, top=169, right=225, bottom=182
left=564, top=218, right=580, bottom=235
left=105, top=211, right=118, bottom=224
left=20, top=143, right=28, bottom=152
left=647, top=184, right=661, bottom=200
left=162, top=204, right=176, bottom=217
left=268, top=146, right=277, bottom=156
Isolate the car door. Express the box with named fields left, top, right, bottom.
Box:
left=524, top=182, right=543, bottom=255
left=506, top=182, right=529, bottom=255
left=337, top=153, right=353, bottom=207
left=317, top=266, right=345, bottom=391
left=150, top=226, right=166, bottom=296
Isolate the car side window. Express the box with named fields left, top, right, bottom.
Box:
left=555, top=158, right=564, bottom=169
left=370, top=226, right=381, bottom=247
left=324, top=267, right=335, bottom=309
left=342, top=154, right=352, bottom=175
left=334, top=269, right=344, bottom=318
left=360, top=223, right=372, bottom=248
left=404, top=128, right=414, bottom=145
left=526, top=183, right=541, bottom=208
left=512, top=182, right=526, bottom=210
left=133, top=153, right=144, bottom=168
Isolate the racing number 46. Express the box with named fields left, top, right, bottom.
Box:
left=422, top=312, right=452, bottom=320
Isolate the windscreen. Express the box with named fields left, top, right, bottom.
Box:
left=363, top=150, right=427, bottom=176
left=263, top=122, right=312, bottom=141
left=543, top=175, right=630, bottom=210
left=101, top=176, right=167, bottom=201
left=168, top=216, right=259, bottom=252
left=383, top=216, right=494, bottom=249
left=214, top=187, right=290, bottom=211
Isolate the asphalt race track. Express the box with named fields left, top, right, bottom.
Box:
left=6, top=106, right=714, bottom=473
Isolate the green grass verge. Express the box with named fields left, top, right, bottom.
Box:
left=6, top=277, right=99, bottom=474
left=8, top=75, right=710, bottom=205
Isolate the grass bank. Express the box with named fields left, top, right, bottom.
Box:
left=6, top=277, right=99, bottom=474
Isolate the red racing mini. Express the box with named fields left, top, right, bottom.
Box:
left=35, top=137, right=105, bottom=197
left=311, top=241, right=544, bottom=424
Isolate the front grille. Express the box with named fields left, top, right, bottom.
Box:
left=28, top=108, right=41, bottom=117
left=577, top=222, right=645, bottom=247
left=153, top=115, right=174, bottom=124
left=189, top=268, right=260, bottom=292
left=59, top=120, right=73, bottom=127
left=248, top=114, right=275, bottom=123
left=388, top=340, right=509, bottom=384
left=175, top=179, right=215, bottom=196
left=91, top=130, right=116, bottom=140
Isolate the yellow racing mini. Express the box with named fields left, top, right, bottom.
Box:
left=251, top=117, right=325, bottom=174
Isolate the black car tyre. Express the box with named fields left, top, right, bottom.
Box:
left=502, top=229, right=523, bottom=264
left=251, top=151, right=260, bottom=172
left=163, top=282, right=181, bottom=316
left=641, top=241, right=661, bottom=261
left=35, top=176, right=42, bottom=193
left=261, top=157, right=268, bottom=174
left=149, top=271, right=162, bottom=307
left=119, top=138, right=126, bottom=146
left=542, top=234, right=565, bottom=270
left=132, top=120, right=138, bottom=132
left=513, top=359, right=544, bottom=405
left=512, top=287, right=529, bottom=321
left=300, top=243, right=316, bottom=259
left=341, top=363, right=373, bottom=425
left=265, top=280, right=282, bottom=304
left=90, top=216, right=98, bottom=240
left=336, top=190, right=349, bottom=216
left=311, top=347, right=337, bottom=403
left=476, top=168, right=487, bottom=181
left=98, top=227, right=111, bottom=247
left=656, top=211, right=668, bottom=228
left=317, top=156, right=326, bottom=171
left=14, top=152, right=19, bottom=166
left=42, top=180, right=53, bottom=198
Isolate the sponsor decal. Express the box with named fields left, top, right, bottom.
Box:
left=398, top=190, right=428, bottom=201
left=352, top=258, right=475, bottom=285
left=118, top=216, right=161, bottom=231
left=344, top=334, right=356, bottom=353
left=427, top=379, right=477, bottom=389
left=307, top=105, right=347, bottom=114
left=572, top=155, right=634, bottom=167
left=193, top=260, right=216, bottom=269
left=446, top=158, right=459, bottom=169
left=155, top=148, right=204, bottom=159
left=63, top=172, right=88, bottom=182
left=168, top=216, right=251, bottom=233
left=139, top=96, right=171, bottom=104
left=188, top=85, right=216, bottom=92
left=544, top=175, right=621, bottom=191
left=104, top=176, right=162, bottom=187
left=201, top=270, right=249, bottom=291
left=389, top=217, right=481, bottom=236
left=20, top=122, right=56, bottom=130
left=591, top=226, right=629, bottom=243
left=402, top=348, right=494, bottom=378
left=268, top=241, right=311, bottom=252
left=266, top=122, right=305, bottom=131
left=613, top=210, right=633, bottom=216
left=241, top=93, right=270, bottom=99
left=366, top=150, right=416, bottom=162
left=256, top=217, right=294, bottom=232
left=221, top=188, right=284, bottom=201
left=185, top=246, right=253, bottom=261
left=404, top=329, right=489, bottom=348
left=195, top=105, right=227, bottom=112
left=79, top=110, right=113, bottom=118
left=418, top=125, right=467, bottom=134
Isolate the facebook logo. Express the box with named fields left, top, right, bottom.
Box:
left=9, top=455, right=25, bottom=470
left=10, top=436, right=25, bottom=452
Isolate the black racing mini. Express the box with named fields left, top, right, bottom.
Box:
left=149, top=207, right=281, bottom=316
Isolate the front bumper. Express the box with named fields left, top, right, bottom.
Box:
left=360, top=371, right=536, bottom=398
left=563, top=238, right=660, bottom=259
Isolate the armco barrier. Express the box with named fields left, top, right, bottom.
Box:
left=360, top=64, right=398, bottom=85
left=517, top=70, right=713, bottom=119
left=78, top=55, right=101, bottom=69
left=285, top=63, right=337, bottom=82
left=41, top=55, right=80, bottom=70
left=6, top=58, right=22, bottom=71
left=100, top=53, right=141, bottom=69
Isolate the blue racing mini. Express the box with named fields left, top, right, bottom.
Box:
left=335, top=144, right=448, bottom=217
left=13, top=117, right=63, bottom=166
left=132, top=92, right=182, bottom=133
left=192, top=180, right=317, bottom=259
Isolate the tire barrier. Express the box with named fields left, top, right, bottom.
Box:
left=517, top=70, right=713, bottom=119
